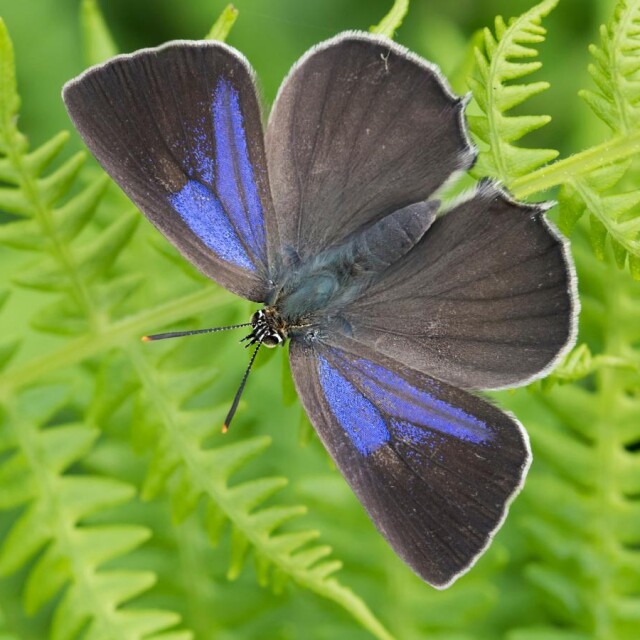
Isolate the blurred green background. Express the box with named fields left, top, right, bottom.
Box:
left=0, top=1, right=639, bottom=640
left=0, top=0, right=609, bottom=153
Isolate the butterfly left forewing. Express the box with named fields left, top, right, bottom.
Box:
left=63, top=41, right=274, bottom=301
left=289, top=336, right=530, bottom=588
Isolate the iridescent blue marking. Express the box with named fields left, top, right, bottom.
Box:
left=213, top=79, right=265, bottom=260
left=390, top=419, right=448, bottom=462
left=391, top=419, right=437, bottom=447
left=190, top=122, right=214, bottom=184
left=318, top=356, right=390, bottom=455
left=331, top=350, right=489, bottom=444
left=168, top=180, right=254, bottom=270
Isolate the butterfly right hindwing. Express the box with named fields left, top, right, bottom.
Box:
left=289, top=335, right=530, bottom=588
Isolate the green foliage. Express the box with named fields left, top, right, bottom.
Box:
left=467, top=0, right=559, bottom=183
left=504, top=231, right=640, bottom=639
left=1, top=0, right=640, bottom=639
left=370, top=0, right=409, bottom=38
left=0, top=15, right=189, bottom=640
left=558, top=0, right=640, bottom=279
left=464, top=1, right=640, bottom=638
left=0, top=4, right=394, bottom=639
left=205, top=4, right=239, bottom=42
left=536, top=343, right=637, bottom=389
left=81, top=0, right=117, bottom=66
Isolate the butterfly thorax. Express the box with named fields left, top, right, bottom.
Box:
left=263, top=200, right=438, bottom=341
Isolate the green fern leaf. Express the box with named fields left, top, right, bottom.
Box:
left=468, top=0, right=559, bottom=183
left=370, top=0, right=409, bottom=39
left=0, top=19, right=20, bottom=150
left=559, top=0, right=640, bottom=277
left=503, top=233, right=640, bottom=639
left=81, top=0, right=118, bottom=66
left=580, top=0, right=640, bottom=134
left=205, top=4, right=239, bottom=42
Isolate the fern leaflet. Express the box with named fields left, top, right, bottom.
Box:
left=558, top=0, right=640, bottom=278
left=467, top=0, right=559, bottom=184
left=370, top=0, right=409, bottom=38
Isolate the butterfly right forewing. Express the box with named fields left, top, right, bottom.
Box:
left=266, top=33, right=475, bottom=264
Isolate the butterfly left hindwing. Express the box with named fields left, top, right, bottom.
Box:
left=289, top=335, right=531, bottom=588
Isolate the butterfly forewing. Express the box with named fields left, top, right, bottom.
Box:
left=289, top=336, right=530, bottom=587
left=265, top=33, right=475, bottom=265
left=63, top=41, right=273, bottom=301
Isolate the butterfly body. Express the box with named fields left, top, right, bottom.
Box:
left=63, top=32, right=577, bottom=588
left=267, top=199, right=438, bottom=339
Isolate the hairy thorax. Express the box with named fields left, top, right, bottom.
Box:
left=259, top=200, right=438, bottom=344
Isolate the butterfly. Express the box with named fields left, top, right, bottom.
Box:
left=62, top=32, right=577, bottom=588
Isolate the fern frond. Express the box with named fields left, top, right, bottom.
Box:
left=559, top=0, right=640, bottom=278
left=0, top=388, right=191, bottom=640
left=0, top=19, right=141, bottom=337
left=467, top=0, right=559, bottom=183
left=129, top=345, right=394, bottom=640
left=503, top=232, right=640, bottom=639
left=0, top=18, right=194, bottom=638
left=581, top=0, right=640, bottom=135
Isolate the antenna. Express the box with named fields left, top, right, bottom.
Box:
left=222, top=343, right=261, bottom=433
left=141, top=323, right=252, bottom=342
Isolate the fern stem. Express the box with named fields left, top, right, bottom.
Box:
left=0, top=287, right=234, bottom=396
left=572, top=177, right=640, bottom=256
left=510, top=130, right=640, bottom=198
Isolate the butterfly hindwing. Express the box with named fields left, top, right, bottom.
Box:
left=63, top=41, right=274, bottom=301
left=343, top=183, right=577, bottom=390
left=266, top=32, right=475, bottom=266
left=289, top=336, right=530, bottom=587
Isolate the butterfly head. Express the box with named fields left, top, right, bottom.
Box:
left=243, top=307, right=288, bottom=348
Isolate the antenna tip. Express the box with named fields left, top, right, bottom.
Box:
left=222, top=423, right=229, bottom=434
left=141, top=335, right=151, bottom=342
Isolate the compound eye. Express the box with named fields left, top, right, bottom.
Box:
left=261, top=334, right=280, bottom=348
left=250, top=310, right=261, bottom=325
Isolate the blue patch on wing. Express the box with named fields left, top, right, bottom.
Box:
left=169, top=180, right=255, bottom=270
left=168, top=78, right=266, bottom=270
left=318, top=348, right=490, bottom=456
left=213, top=79, right=266, bottom=260
left=318, top=356, right=390, bottom=455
